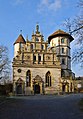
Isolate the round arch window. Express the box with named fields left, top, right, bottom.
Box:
left=61, top=38, right=65, bottom=43
left=17, top=69, right=21, bottom=73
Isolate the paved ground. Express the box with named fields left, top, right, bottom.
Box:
left=0, top=94, right=83, bottom=119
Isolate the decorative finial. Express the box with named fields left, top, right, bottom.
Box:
left=20, top=30, right=22, bottom=34
left=36, top=22, right=39, bottom=33
left=32, top=30, right=34, bottom=35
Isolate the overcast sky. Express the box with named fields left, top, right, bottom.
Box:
left=0, top=0, right=82, bottom=76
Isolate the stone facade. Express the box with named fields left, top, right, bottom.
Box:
left=74, top=77, right=83, bottom=92
left=12, top=25, right=75, bottom=95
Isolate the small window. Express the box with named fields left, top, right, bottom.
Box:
left=36, top=38, right=39, bottom=42
left=41, top=45, right=44, bottom=50
left=34, top=56, right=36, bottom=61
left=31, top=44, right=33, bottom=49
left=62, top=59, right=65, bottom=64
left=38, top=56, right=41, bottom=62
left=61, top=38, right=64, bottom=43
left=62, top=48, right=64, bottom=53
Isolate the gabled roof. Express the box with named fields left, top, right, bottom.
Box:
left=14, top=34, right=26, bottom=45
left=48, top=29, right=74, bottom=43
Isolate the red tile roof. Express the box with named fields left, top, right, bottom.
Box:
left=48, top=29, right=74, bottom=43
left=14, top=34, right=26, bottom=45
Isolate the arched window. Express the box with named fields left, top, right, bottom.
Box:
left=41, top=45, right=44, bottom=50
left=31, top=44, right=33, bottom=49
left=61, top=38, right=64, bottom=43
left=26, top=70, right=31, bottom=87
left=38, top=55, right=41, bottom=62
left=62, top=48, right=64, bottom=53
left=34, top=55, right=36, bottom=61
left=62, top=59, right=65, bottom=64
left=45, top=71, right=51, bottom=87
left=36, top=38, right=39, bottom=42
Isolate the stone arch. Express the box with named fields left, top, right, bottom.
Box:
left=16, top=78, right=24, bottom=94
left=62, top=81, right=69, bottom=93
left=33, top=75, right=44, bottom=94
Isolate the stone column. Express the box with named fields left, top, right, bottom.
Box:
left=69, top=82, right=71, bottom=92
left=24, top=81, right=26, bottom=95
left=13, top=81, right=16, bottom=95
left=65, top=84, right=68, bottom=92
left=31, top=76, right=34, bottom=94
left=71, top=81, right=74, bottom=93
left=40, top=83, right=42, bottom=94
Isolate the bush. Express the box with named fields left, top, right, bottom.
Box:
left=0, top=83, right=13, bottom=96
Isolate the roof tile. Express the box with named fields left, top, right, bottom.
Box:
left=14, top=34, right=26, bottom=45
left=48, top=29, right=74, bottom=43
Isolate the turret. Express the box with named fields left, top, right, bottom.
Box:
left=48, top=29, right=74, bottom=77
left=14, top=34, right=26, bottom=57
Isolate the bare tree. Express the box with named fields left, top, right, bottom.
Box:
left=0, top=45, right=11, bottom=82
left=63, top=0, right=83, bottom=67
left=78, top=0, right=83, bottom=7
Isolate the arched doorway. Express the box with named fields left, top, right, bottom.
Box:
left=16, top=84, right=22, bottom=94
left=33, top=75, right=43, bottom=94
left=16, top=78, right=24, bottom=94
left=34, top=84, right=40, bottom=94
left=62, top=82, right=69, bottom=93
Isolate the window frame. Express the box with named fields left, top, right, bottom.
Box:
left=62, top=58, right=65, bottom=65
left=61, top=38, right=65, bottom=43
left=62, top=48, right=65, bottom=53
left=34, top=55, right=36, bottom=61
left=31, top=44, right=33, bottom=49
left=45, top=71, right=51, bottom=87
left=41, top=45, right=44, bottom=50
left=38, top=55, right=41, bottom=62
left=26, top=70, right=31, bottom=87
left=36, top=38, right=39, bottom=42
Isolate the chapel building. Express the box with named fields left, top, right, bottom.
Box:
left=12, top=24, right=75, bottom=95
